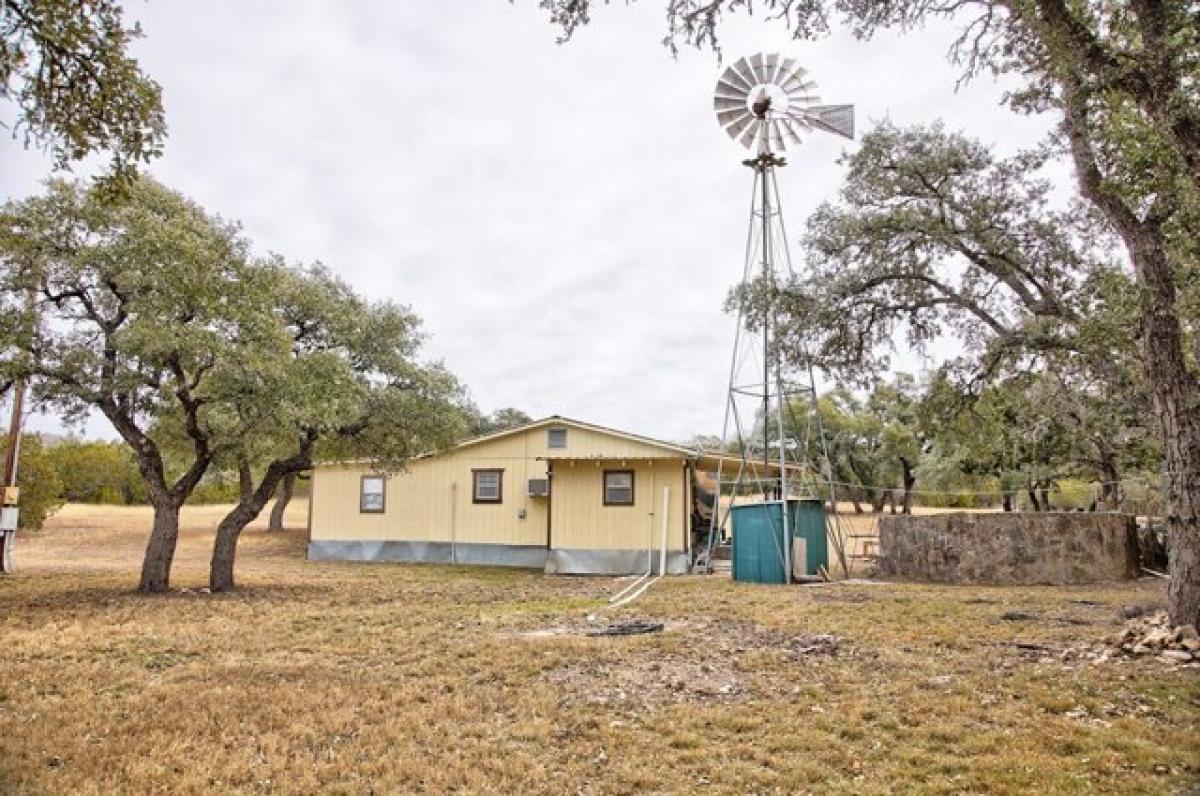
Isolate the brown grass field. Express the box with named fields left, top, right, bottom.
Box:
left=0, top=502, right=1197, bottom=794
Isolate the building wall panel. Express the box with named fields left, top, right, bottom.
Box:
left=310, top=446, right=548, bottom=546
left=549, top=459, right=687, bottom=552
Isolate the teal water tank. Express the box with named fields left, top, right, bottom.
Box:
left=731, top=499, right=829, bottom=584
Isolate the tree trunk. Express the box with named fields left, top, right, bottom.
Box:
left=1062, top=77, right=1200, bottom=628
left=268, top=472, right=295, bottom=531
left=211, top=443, right=314, bottom=591
left=210, top=493, right=275, bottom=592
left=139, top=499, right=181, bottom=593
left=1027, top=489, right=1041, bottom=512
left=1038, top=486, right=1052, bottom=512
left=900, top=458, right=916, bottom=515
left=1099, top=460, right=1121, bottom=509
left=1002, top=493, right=1014, bottom=512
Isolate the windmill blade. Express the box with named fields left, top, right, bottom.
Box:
left=748, top=53, right=767, bottom=83
left=787, top=92, right=822, bottom=107
left=767, top=119, right=786, bottom=152
left=785, top=81, right=820, bottom=99
left=807, top=104, right=855, bottom=139
left=738, top=119, right=763, bottom=148
left=718, top=67, right=753, bottom=94
left=730, top=57, right=758, bottom=89
left=763, top=53, right=781, bottom=84
left=785, top=107, right=814, bottom=128
left=778, top=116, right=804, bottom=146
left=714, top=96, right=748, bottom=112
left=778, top=67, right=810, bottom=94
left=724, top=113, right=756, bottom=140
left=717, top=106, right=751, bottom=126
left=715, top=82, right=749, bottom=102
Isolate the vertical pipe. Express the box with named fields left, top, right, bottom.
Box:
left=660, top=485, right=670, bottom=575
left=450, top=481, right=458, bottom=565
left=760, top=159, right=771, bottom=494
left=777, top=369, right=792, bottom=584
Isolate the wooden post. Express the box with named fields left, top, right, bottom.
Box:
left=1, top=377, right=26, bottom=573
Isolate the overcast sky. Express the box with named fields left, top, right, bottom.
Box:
left=1, top=1, right=1055, bottom=442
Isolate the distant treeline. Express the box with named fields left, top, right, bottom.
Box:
left=3, top=433, right=309, bottom=530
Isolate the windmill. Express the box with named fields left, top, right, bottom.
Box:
left=696, top=54, right=854, bottom=580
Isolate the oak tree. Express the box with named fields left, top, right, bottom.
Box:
left=1, top=0, right=165, bottom=181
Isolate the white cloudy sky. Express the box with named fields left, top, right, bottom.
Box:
left=2, top=1, right=1055, bottom=442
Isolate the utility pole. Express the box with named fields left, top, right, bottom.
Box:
left=1, top=378, right=25, bottom=573
left=2, top=280, right=38, bottom=574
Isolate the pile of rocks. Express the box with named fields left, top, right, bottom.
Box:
left=1111, top=611, right=1200, bottom=663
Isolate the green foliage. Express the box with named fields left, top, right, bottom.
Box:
left=1, top=176, right=471, bottom=590
left=471, top=407, right=534, bottom=436
left=185, top=476, right=241, bottom=506
left=0, top=0, right=166, bottom=182
left=47, top=439, right=143, bottom=504
left=2, top=433, right=61, bottom=529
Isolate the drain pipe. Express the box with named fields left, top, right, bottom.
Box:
left=450, top=482, right=458, bottom=565
left=610, top=485, right=670, bottom=608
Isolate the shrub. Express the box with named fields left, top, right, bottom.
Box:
left=2, top=434, right=63, bottom=530
left=49, top=439, right=144, bottom=504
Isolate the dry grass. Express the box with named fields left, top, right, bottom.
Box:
left=0, top=503, right=1197, bottom=794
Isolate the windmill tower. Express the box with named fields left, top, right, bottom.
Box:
left=696, top=54, right=854, bottom=579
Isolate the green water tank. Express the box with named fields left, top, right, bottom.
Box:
left=731, top=498, right=829, bottom=584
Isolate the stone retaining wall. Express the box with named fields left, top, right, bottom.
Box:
left=877, top=512, right=1140, bottom=585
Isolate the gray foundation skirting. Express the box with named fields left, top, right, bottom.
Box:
left=308, top=540, right=690, bottom=575
left=307, top=540, right=548, bottom=569
left=546, top=548, right=690, bottom=576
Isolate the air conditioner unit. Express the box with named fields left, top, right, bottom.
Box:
left=527, top=478, right=550, bottom=497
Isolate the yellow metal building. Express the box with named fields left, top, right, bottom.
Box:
left=307, top=416, right=702, bottom=574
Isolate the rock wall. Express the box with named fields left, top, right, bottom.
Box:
left=877, top=512, right=1140, bottom=585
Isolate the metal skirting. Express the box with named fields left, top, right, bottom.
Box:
left=307, top=540, right=548, bottom=569
left=307, top=540, right=690, bottom=575
left=546, top=548, right=690, bottom=576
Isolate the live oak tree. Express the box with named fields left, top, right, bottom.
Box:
left=541, top=0, right=1200, bottom=626
left=1, top=0, right=165, bottom=181
left=775, top=122, right=1155, bottom=499
left=206, top=262, right=467, bottom=592
left=0, top=178, right=274, bottom=592
left=472, top=407, right=534, bottom=436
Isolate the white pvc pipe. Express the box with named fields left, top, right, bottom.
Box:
left=659, top=484, right=669, bottom=575
left=608, top=469, right=656, bottom=604
left=610, top=485, right=670, bottom=608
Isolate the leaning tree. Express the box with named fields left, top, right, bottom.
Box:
left=205, top=262, right=469, bottom=591
left=0, top=178, right=283, bottom=592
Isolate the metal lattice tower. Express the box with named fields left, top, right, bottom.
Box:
left=696, top=54, right=854, bottom=578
